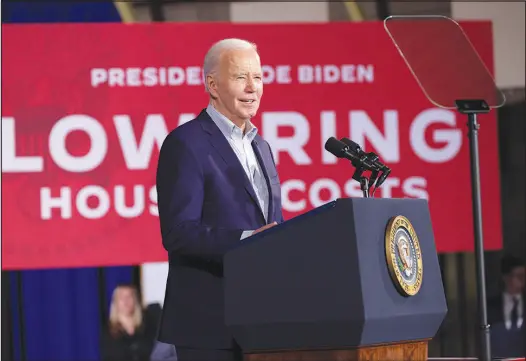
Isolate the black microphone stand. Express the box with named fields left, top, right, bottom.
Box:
left=360, top=177, right=370, bottom=198
left=455, top=99, right=491, bottom=361
left=339, top=138, right=373, bottom=198
left=352, top=164, right=371, bottom=198
left=339, top=139, right=389, bottom=199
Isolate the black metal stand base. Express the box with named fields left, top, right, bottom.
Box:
left=456, top=99, right=491, bottom=361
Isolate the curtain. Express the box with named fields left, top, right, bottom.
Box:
left=7, top=267, right=135, bottom=361
left=2, top=272, right=14, bottom=360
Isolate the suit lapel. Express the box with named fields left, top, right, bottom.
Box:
left=199, top=111, right=266, bottom=222
left=252, top=138, right=275, bottom=223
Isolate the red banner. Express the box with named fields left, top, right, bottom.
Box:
left=1, top=22, right=502, bottom=270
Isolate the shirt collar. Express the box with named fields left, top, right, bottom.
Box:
left=504, top=292, right=522, bottom=308
left=504, top=292, right=522, bottom=303
left=206, top=103, right=258, bottom=141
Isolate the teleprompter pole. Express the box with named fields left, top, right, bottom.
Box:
left=457, top=99, right=491, bottom=361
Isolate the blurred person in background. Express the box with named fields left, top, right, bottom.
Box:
left=155, top=38, right=284, bottom=361
left=488, top=255, right=525, bottom=329
left=101, top=284, right=156, bottom=361
left=488, top=255, right=525, bottom=358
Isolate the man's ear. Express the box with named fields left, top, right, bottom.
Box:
left=207, top=74, right=219, bottom=99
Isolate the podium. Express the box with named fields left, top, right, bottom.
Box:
left=224, top=198, right=448, bottom=361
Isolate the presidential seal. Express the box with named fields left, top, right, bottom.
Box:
left=385, top=215, right=423, bottom=297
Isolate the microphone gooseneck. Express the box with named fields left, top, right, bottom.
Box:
left=324, top=137, right=392, bottom=198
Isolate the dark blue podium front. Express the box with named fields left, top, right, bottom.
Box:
left=223, top=197, right=447, bottom=355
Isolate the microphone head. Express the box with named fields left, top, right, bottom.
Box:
left=324, top=137, right=347, bottom=158
left=340, top=138, right=362, bottom=154
left=376, top=167, right=392, bottom=188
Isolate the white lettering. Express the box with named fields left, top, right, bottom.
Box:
left=281, top=176, right=429, bottom=213
left=108, top=68, right=125, bottom=87
left=410, top=108, right=461, bottom=163
left=91, top=65, right=373, bottom=87
left=403, top=177, right=429, bottom=200
left=350, top=110, right=400, bottom=162
left=276, top=65, right=291, bottom=84
left=115, top=185, right=145, bottom=218
left=36, top=175, right=428, bottom=220
left=40, top=185, right=158, bottom=219
left=298, top=65, right=314, bottom=84
left=149, top=186, right=158, bottom=216
left=159, top=68, right=167, bottom=86
left=356, top=65, right=374, bottom=83
left=262, top=65, right=275, bottom=84
left=298, top=64, right=374, bottom=84
left=143, top=67, right=158, bottom=86
left=263, top=65, right=292, bottom=84
left=281, top=180, right=306, bottom=212
left=40, top=187, right=72, bottom=220
left=49, top=115, right=108, bottom=172
left=323, top=65, right=339, bottom=84
left=1, top=117, right=44, bottom=172
left=186, top=67, right=201, bottom=85
left=113, top=114, right=168, bottom=170
left=344, top=178, right=364, bottom=198
left=91, top=66, right=205, bottom=88
left=91, top=68, right=108, bottom=87
left=168, top=67, right=184, bottom=86
left=262, top=112, right=311, bottom=165
left=76, top=185, right=110, bottom=219
left=321, top=111, right=337, bottom=164
left=309, top=179, right=341, bottom=207
left=377, top=178, right=400, bottom=198
left=126, top=68, right=141, bottom=87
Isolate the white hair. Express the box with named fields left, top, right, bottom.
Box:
left=203, top=38, right=258, bottom=92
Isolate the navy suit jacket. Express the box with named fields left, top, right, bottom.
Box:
left=156, top=109, right=284, bottom=349
left=490, top=321, right=526, bottom=358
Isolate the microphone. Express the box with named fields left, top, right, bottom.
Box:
left=340, top=138, right=387, bottom=172
left=339, top=137, right=392, bottom=189
left=324, top=136, right=393, bottom=198
left=376, top=167, right=391, bottom=188
left=324, top=137, right=379, bottom=171
left=340, top=137, right=363, bottom=154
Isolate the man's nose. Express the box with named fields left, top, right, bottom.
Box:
left=245, top=78, right=256, bottom=92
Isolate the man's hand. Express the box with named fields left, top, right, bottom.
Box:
left=252, top=222, right=277, bottom=235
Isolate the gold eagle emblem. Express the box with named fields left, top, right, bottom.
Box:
left=385, top=215, right=423, bottom=297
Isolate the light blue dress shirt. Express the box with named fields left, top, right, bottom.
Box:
left=206, top=104, right=270, bottom=239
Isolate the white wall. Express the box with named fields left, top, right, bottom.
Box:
left=230, top=1, right=329, bottom=23
left=452, top=1, right=525, bottom=89
left=141, top=262, right=169, bottom=306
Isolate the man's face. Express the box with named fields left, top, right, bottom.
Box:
left=504, top=266, right=525, bottom=295
left=207, top=48, right=263, bottom=126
